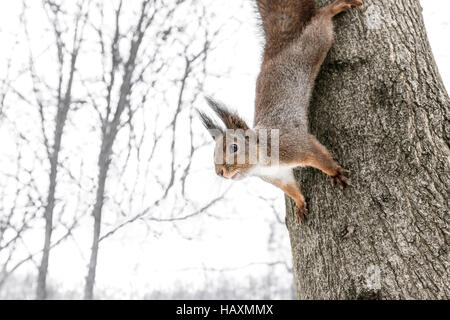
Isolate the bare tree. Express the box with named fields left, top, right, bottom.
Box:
left=0, top=0, right=258, bottom=300
left=0, top=0, right=91, bottom=299
left=0, top=120, right=81, bottom=293
left=31, top=0, right=90, bottom=300
left=287, top=0, right=449, bottom=299
left=81, top=0, right=224, bottom=299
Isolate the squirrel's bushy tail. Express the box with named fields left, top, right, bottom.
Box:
left=257, top=0, right=316, bottom=60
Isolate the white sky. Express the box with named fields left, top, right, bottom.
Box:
left=0, top=0, right=449, bottom=299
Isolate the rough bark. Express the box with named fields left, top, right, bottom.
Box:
left=286, top=0, right=450, bottom=299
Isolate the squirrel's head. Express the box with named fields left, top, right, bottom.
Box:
left=197, top=97, right=259, bottom=180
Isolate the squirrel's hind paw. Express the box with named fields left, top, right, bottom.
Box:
left=331, top=167, right=351, bottom=189
left=294, top=205, right=309, bottom=224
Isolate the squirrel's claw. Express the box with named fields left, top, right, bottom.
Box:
left=327, top=0, right=363, bottom=16
left=331, top=167, right=351, bottom=189
left=294, top=204, right=308, bottom=224
left=338, top=0, right=363, bottom=11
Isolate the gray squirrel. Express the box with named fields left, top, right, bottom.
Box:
left=198, top=0, right=362, bottom=222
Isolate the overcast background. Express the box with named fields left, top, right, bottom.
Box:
left=0, top=0, right=448, bottom=299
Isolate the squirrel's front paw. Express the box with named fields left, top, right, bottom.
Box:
left=346, top=0, right=363, bottom=6
left=331, top=167, right=351, bottom=189
left=340, top=0, right=363, bottom=8
left=331, top=0, right=363, bottom=14
left=294, top=204, right=308, bottom=224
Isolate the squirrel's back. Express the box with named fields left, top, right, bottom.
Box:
left=255, top=0, right=318, bottom=129
left=257, top=0, right=316, bottom=61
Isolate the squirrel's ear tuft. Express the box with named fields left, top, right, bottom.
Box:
left=205, top=96, right=249, bottom=130
left=196, top=109, right=223, bottom=137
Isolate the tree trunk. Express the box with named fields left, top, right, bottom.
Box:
left=36, top=151, right=57, bottom=300
left=84, top=138, right=112, bottom=300
left=36, top=54, right=76, bottom=300
left=287, top=0, right=450, bottom=299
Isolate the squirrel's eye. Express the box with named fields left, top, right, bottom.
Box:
left=230, top=144, right=238, bottom=153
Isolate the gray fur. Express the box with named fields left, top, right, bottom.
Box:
left=199, top=0, right=360, bottom=222
left=255, top=11, right=335, bottom=163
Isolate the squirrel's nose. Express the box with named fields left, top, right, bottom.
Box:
left=217, top=168, right=224, bottom=177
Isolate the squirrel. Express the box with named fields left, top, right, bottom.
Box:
left=198, top=0, right=362, bottom=222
